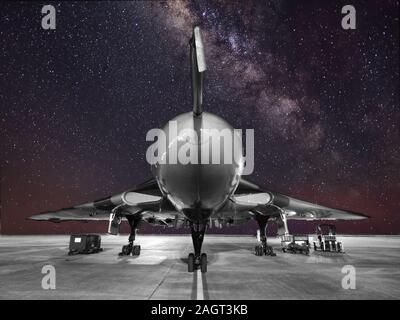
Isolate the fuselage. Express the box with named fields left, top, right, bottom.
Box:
left=152, top=112, right=244, bottom=222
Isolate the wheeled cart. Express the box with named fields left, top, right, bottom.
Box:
left=313, top=224, right=344, bottom=253
left=280, top=235, right=310, bottom=255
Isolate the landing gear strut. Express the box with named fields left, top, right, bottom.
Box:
left=254, top=215, right=276, bottom=256
left=119, top=216, right=141, bottom=256
left=187, top=222, right=207, bottom=273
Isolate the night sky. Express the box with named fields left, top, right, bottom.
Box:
left=0, top=1, right=399, bottom=235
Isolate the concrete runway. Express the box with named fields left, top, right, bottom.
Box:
left=0, top=235, right=399, bottom=300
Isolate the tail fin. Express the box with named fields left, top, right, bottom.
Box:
left=190, top=26, right=206, bottom=116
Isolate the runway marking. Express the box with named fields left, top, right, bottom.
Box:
left=196, top=270, right=204, bottom=300
left=191, top=270, right=207, bottom=300
left=190, top=271, right=197, bottom=300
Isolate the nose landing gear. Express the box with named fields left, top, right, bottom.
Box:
left=187, top=222, right=208, bottom=273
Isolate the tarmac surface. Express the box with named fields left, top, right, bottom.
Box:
left=0, top=235, right=399, bottom=300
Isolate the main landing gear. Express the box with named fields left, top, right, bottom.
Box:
left=254, top=216, right=276, bottom=257
left=187, top=222, right=207, bottom=273
left=119, top=216, right=141, bottom=256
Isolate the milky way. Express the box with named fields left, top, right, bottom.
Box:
left=0, top=1, right=399, bottom=235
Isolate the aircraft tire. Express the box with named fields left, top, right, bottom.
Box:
left=120, top=245, right=132, bottom=256
left=188, top=253, right=195, bottom=272
left=200, top=253, right=207, bottom=273
left=132, top=245, right=141, bottom=256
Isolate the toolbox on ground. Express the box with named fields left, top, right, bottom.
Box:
left=68, top=234, right=103, bottom=255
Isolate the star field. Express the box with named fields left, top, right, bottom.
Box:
left=0, top=1, right=399, bottom=235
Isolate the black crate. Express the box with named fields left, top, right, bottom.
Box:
left=68, top=234, right=102, bottom=255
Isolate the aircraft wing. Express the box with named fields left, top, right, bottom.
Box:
left=29, top=178, right=164, bottom=222
left=234, top=178, right=369, bottom=221
left=268, top=192, right=369, bottom=220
